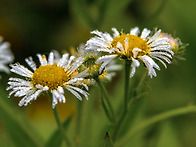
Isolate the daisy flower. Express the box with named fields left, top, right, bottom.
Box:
left=0, top=36, right=14, bottom=73
left=7, top=51, right=89, bottom=108
left=85, top=27, right=174, bottom=78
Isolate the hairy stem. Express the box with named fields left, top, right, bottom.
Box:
left=112, top=60, right=131, bottom=141
left=48, top=93, right=72, bottom=147
left=95, top=77, right=116, bottom=123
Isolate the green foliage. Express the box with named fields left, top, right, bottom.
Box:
left=0, top=90, right=43, bottom=147
left=45, top=116, right=72, bottom=147
left=99, top=132, right=114, bottom=147
left=0, top=0, right=195, bottom=146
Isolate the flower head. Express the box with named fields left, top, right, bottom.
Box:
left=86, top=27, right=174, bottom=78
left=7, top=51, right=88, bottom=108
left=0, top=36, right=14, bottom=73
left=76, top=44, right=122, bottom=81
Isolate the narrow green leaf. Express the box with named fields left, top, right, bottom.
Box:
left=100, top=90, right=113, bottom=123
left=116, top=105, right=196, bottom=146
left=157, top=121, right=182, bottom=147
left=0, top=93, right=43, bottom=147
left=95, top=77, right=115, bottom=124
left=45, top=115, right=72, bottom=147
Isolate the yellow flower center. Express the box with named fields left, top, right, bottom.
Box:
left=32, top=64, right=69, bottom=90
left=111, top=34, right=150, bottom=58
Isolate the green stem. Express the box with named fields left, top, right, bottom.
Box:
left=75, top=101, right=82, bottom=146
left=116, top=105, right=196, bottom=146
left=48, top=93, right=72, bottom=147
left=135, top=71, right=147, bottom=92
left=95, top=77, right=116, bottom=123
left=112, top=60, right=131, bottom=141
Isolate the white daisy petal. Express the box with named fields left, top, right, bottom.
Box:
left=132, top=48, right=142, bottom=58
left=0, top=38, right=14, bottom=73
left=130, top=27, right=140, bottom=36
left=86, top=37, right=109, bottom=48
left=71, top=82, right=89, bottom=91
left=72, top=69, right=89, bottom=78
left=147, top=29, right=161, bottom=44
left=91, top=30, right=113, bottom=42
left=141, top=28, right=151, bottom=40
left=37, top=54, right=47, bottom=65
left=52, top=91, right=60, bottom=108
left=18, top=90, right=36, bottom=106
left=99, top=60, right=112, bottom=74
left=151, top=56, right=167, bottom=68
left=67, top=85, right=88, bottom=100
left=57, top=86, right=64, bottom=94
left=57, top=53, right=69, bottom=67
left=150, top=54, right=172, bottom=64
left=68, top=57, right=83, bottom=75
left=25, top=57, right=37, bottom=71
left=96, top=55, right=117, bottom=63
left=64, top=55, right=75, bottom=69
left=150, top=52, right=172, bottom=59
left=151, top=46, right=174, bottom=55
left=140, top=55, right=160, bottom=78
left=117, top=42, right=125, bottom=53
left=66, top=87, right=82, bottom=101
left=106, top=64, right=122, bottom=71
left=48, top=52, right=54, bottom=65
left=130, top=58, right=140, bottom=77
left=112, top=28, right=120, bottom=37
left=150, top=37, right=170, bottom=47
left=96, top=48, right=111, bottom=53
left=10, top=63, right=33, bottom=78
left=65, top=78, right=84, bottom=85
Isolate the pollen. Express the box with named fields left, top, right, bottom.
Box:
left=32, top=64, right=69, bottom=90
left=111, top=34, right=150, bottom=58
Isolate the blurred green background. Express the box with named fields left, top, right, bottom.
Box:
left=0, top=0, right=196, bottom=146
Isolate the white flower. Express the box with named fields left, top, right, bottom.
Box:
left=7, top=51, right=89, bottom=108
left=0, top=37, right=14, bottom=73
left=85, top=27, right=174, bottom=78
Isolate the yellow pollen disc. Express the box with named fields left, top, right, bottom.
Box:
left=32, top=64, right=69, bottom=90
left=111, top=34, right=150, bottom=58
